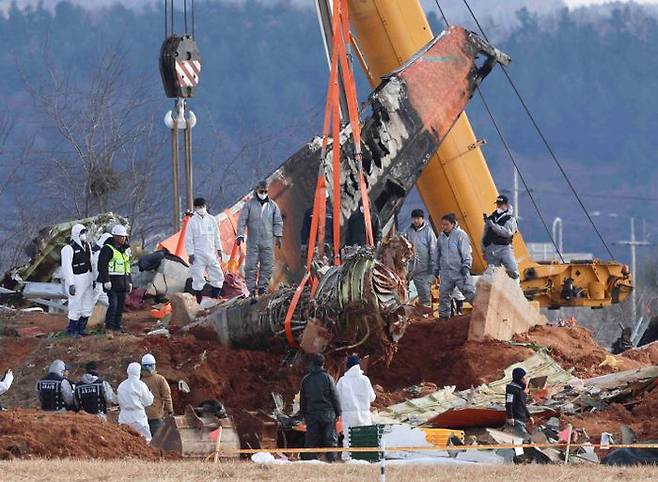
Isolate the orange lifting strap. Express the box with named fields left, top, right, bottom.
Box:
left=283, top=0, right=373, bottom=348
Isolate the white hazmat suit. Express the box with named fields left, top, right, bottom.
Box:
left=92, top=233, right=113, bottom=307
left=336, top=364, right=376, bottom=459
left=117, top=362, right=154, bottom=442
left=185, top=210, right=224, bottom=295
left=60, top=224, right=95, bottom=334
left=0, top=369, right=13, bottom=396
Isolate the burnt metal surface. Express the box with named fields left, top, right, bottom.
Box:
left=244, top=26, right=506, bottom=283
left=186, top=236, right=413, bottom=359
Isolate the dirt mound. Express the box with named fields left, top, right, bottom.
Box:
left=368, top=317, right=534, bottom=391
left=620, top=342, right=658, bottom=365
left=515, top=325, right=645, bottom=378
left=0, top=409, right=159, bottom=460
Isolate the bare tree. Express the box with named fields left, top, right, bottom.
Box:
left=22, top=50, right=168, bottom=244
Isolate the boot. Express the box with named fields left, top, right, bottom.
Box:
left=64, top=319, right=78, bottom=337
left=210, top=286, right=221, bottom=299
left=455, top=300, right=464, bottom=317
left=195, top=291, right=203, bottom=304
left=77, top=316, right=89, bottom=336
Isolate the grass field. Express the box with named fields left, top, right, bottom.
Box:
left=0, top=460, right=656, bottom=482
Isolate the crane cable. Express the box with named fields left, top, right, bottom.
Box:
left=434, top=1, right=565, bottom=262
left=164, top=0, right=195, bottom=38
left=461, top=0, right=616, bottom=260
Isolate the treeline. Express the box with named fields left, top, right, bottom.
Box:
left=0, top=1, right=655, bottom=263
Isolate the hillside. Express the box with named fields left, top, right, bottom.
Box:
left=0, top=0, right=655, bottom=271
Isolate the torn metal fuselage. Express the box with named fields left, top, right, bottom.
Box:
left=188, top=236, right=414, bottom=359
left=269, top=26, right=508, bottom=283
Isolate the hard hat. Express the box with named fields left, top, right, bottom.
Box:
left=111, top=224, right=128, bottom=236
left=141, top=353, right=156, bottom=366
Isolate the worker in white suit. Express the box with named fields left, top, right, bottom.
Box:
left=336, top=355, right=376, bottom=460
left=92, top=233, right=113, bottom=308
left=117, top=362, right=154, bottom=442
left=60, top=224, right=95, bottom=337
left=185, top=197, right=224, bottom=304
left=0, top=368, right=13, bottom=410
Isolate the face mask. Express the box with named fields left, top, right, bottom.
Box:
left=496, top=207, right=505, bottom=214
left=196, top=207, right=207, bottom=216
left=79, top=233, right=87, bottom=242
left=257, top=192, right=268, bottom=201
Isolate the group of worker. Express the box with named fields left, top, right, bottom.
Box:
left=60, top=223, right=132, bottom=336
left=298, top=351, right=534, bottom=462
left=184, top=181, right=284, bottom=302
left=402, top=194, right=519, bottom=318
left=35, top=354, right=172, bottom=443
left=299, top=353, right=376, bottom=462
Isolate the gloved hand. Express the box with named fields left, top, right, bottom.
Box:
left=68, top=285, right=76, bottom=296
left=505, top=418, right=515, bottom=427
left=236, top=237, right=244, bottom=246
left=103, top=282, right=112, bottom=291
left=275, top=237, right=283, bottom=249
left=188, top=254, right=195, bottom=265
left=461, top=265, right=470, bottom=276
left=485, top=218, right=494, bottom=227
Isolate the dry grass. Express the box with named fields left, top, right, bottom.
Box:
left=0, top=460, right=656, bottom=482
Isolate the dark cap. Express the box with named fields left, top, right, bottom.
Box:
left=193, top=197, right=207, bottom=207
left=85, top=361, right=98, bottom=374
left=256, top=180, right=268, bottom=191
left=512, top=367, right=526, bottom=381
left=495, top=194, right=509, bottom=204
left=310, top=353, right=325, bottom=367
left=346, top=355, right=360, bottom=369
left=411, top=208, right=425, bottom=218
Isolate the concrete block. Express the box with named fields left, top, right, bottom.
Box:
left=88, top=304, right=107, bottom=327
left=170, top=292, right=200, bottom=327
left=468, top=267, right=546, bottom=342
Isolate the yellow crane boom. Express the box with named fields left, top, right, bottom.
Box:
left=347, top=0, right=631, bottom=308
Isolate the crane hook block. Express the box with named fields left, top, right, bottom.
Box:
left=159, top=35, right=201, bottom=98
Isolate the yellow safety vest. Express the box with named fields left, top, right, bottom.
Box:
left=108, top=245, right=131, bottom=276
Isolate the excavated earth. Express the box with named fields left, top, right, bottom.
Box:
left=0, top=409, right=160, bottom=460
left=1, top=306, right=658, bottom=458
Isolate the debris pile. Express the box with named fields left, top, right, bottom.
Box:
left=0, top=409, right=159, bottom=460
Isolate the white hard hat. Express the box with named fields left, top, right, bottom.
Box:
left=111, top=224, right=128, bottom=236
left=141, top=353, right=156, bottom=365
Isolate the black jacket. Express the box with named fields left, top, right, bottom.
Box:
left=345, top=210, right=382, bottom=247
left=505, top=381, right=531, bottom=421
left=300, top=206, right=334, bottom=246
left=97, top=238, right=132, bottom=292
left=300, top=366, right=341, bottom=420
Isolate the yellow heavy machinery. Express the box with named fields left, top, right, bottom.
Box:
left=346, top=0, right=632, bottom=308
